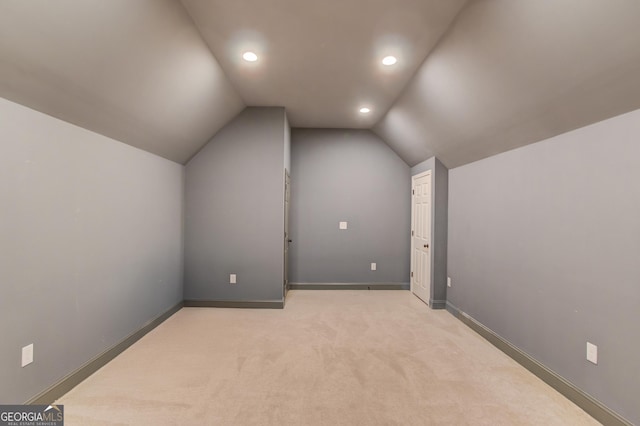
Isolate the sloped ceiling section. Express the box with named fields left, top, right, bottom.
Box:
left=180, top=0, right=467, bottom=129
left=0, top=0, right=244, bottom=164
left=375, top=0, right=640, bottom=168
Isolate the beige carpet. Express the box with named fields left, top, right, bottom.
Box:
left=57, top=290, right=598, bottom=425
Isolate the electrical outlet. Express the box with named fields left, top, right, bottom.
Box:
left=230, top=274, right=236, bottom=284
left=22, top=344, right=33, bottom=367
left=586, top=342, right=598, bottom=364
left=371, top=263, right=377, bottom=271
left=447, top=277, right=452, bottom=287
left=339, top=221, right=348, bottom=230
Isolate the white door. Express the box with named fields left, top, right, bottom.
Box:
left=411, top=171, right=431, bottom=305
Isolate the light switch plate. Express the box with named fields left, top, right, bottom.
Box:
left=586, top=342, right=598, bottom=364
left=339, top=221, right=348, bottom=230
left=371, top=263, right=377, bottom=271
left=230, top=274, right=236, bottom=284
left=447, top=277, right=452, bottom=287
left=22, top=344, right=33, bottom=367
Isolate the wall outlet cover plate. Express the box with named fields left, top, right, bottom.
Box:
left=586, top=342, right=598, bottom=364
left=22, top=344, right=34, bottom=367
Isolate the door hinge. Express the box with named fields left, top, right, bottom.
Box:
left=412, top=189, right=415, bottom=195
left=411, top=272, right=414, bottom=278
left=411, top=230, right=414, bottom=236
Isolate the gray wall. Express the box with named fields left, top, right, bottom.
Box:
left=290, top=129, right=410, bottom=284
left=447, top=109, right=640, bottom=424
left=0, top=97, right=184, bottom=404
left=184, top=107, right=287, bottom=302
left=411, top=157, right=448, bottom=306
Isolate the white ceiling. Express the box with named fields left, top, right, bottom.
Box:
left=375, top=0, right=640, bottom=167
left=1, top=0, right=640, bottom=167
left=0, top=0, right=243, bottom=164
left=179, top=0, right=467, bottom=128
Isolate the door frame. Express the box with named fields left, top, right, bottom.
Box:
left=410, top=170, right=432, bottom=304
left=283, top=170, right=291, bottom=298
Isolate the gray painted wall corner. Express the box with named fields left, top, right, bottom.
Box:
left=433, top=158, right=449, bottom=303
left=284, top=111, right=291, bottom=173
left=184, top=107, right=288, bottom=303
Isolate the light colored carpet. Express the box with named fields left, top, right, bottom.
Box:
left=57, top=290, right=598, bottom=425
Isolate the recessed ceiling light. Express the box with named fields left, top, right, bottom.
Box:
left=359, top=107, right=371, bottom=114
left=382, top=56, right=397, bottom=66
left=242, top=51, right=258, bottom=62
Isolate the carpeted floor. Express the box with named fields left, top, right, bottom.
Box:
left=57, top=290, right=598, bottom=425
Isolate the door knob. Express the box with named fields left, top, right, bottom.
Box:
left=424, top=244, right=429, bottom=248
left=288, top=239, right=292, bottom=243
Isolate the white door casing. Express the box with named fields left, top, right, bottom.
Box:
left=411, top=171, right=432, bottom=305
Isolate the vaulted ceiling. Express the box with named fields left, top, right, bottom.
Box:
left=1, top=0, right=640, bottom=167
left=180, top=0, right=466, bottom=129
